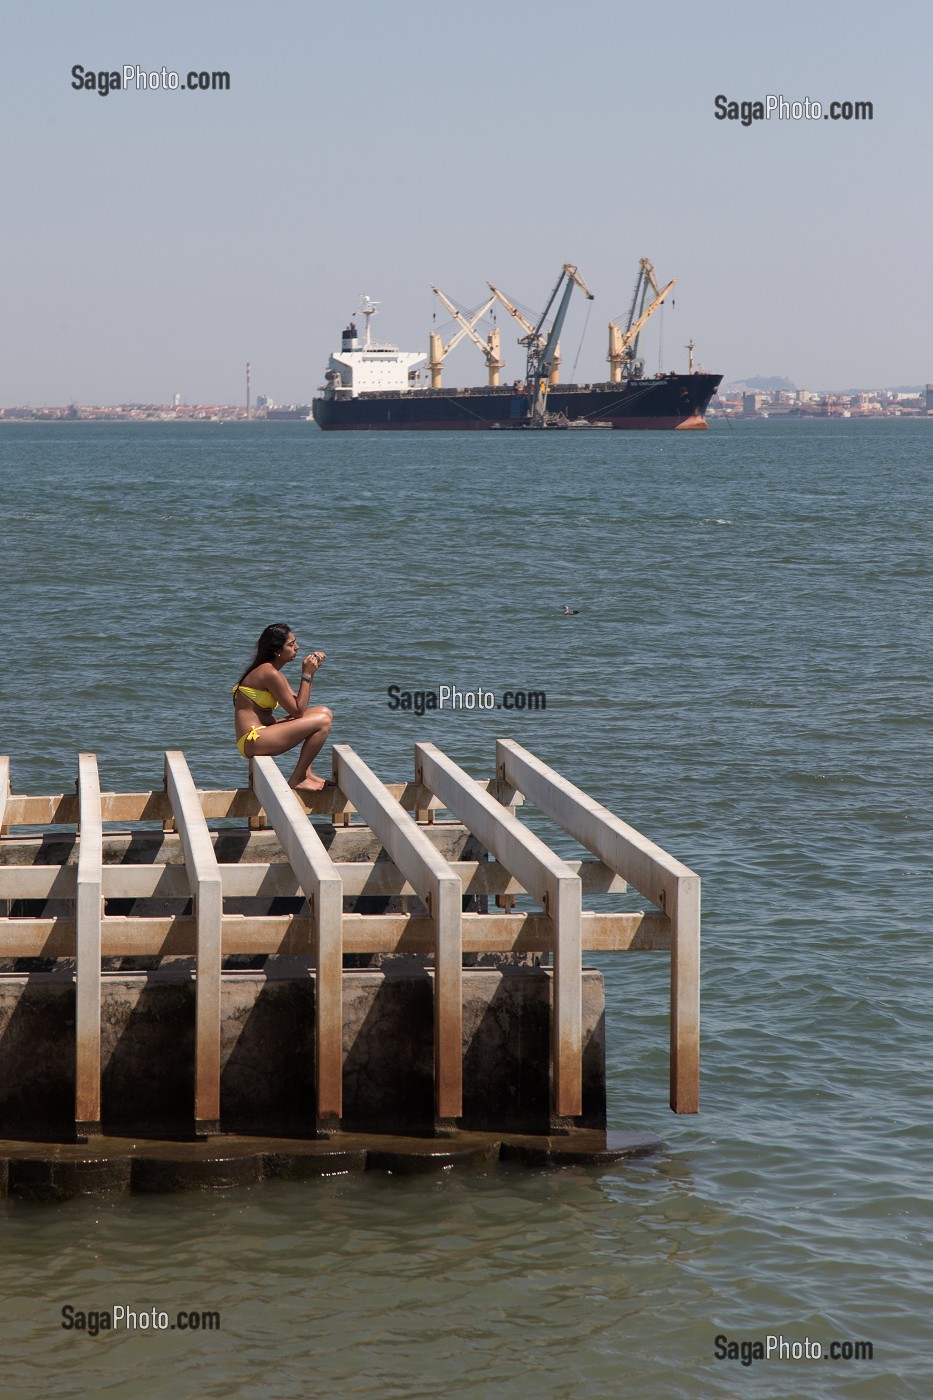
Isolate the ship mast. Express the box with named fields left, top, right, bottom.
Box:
left=357, top=295, right=380, bottom=349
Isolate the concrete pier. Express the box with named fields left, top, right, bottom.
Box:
left=0, top=740, right=699, bottom=1191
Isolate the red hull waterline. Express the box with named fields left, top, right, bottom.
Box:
left=316, top=414, right=710, bottom=431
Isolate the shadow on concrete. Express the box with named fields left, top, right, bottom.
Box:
left=219, top=976, right=316, bottom=1136
left=0, top=976, right=75, bottom=1139
left=461, top=969, right=607, bottom=1133
left=100, top=979, right=195, bottom=1136
left=340, top=968, right=436, bottom=1135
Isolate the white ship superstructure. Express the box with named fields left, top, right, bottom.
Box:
left=322, top=296, right=425, bottom=398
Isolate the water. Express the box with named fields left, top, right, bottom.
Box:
left=1, top=420, right=931, bottom=1396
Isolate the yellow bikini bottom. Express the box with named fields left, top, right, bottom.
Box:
left=236, top=725, right=266, bottom=758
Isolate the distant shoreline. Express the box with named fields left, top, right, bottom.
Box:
left=2, top=414, right=930, bottom=426
left=0, top=415, right=312, bottom=425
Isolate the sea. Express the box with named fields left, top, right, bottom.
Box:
left=1, top=418, right=931, bottom=1398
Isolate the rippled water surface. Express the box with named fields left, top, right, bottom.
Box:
left=2, top=420, right=932, bottom=1397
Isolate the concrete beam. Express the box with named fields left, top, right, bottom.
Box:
left=333, top=745, right=462, bottom=1127
left=496, top=739, right=700, bottom=1114
left=414, top=742, right=583, bottom=1123
left=1, top=779, right=522, bottom=829
left=75, top=753, right=103, bottom=1136
left=165, top=752, right=222, bottom=1134
left=0, top=756, right=9, bottom=837
left=251, top=756, right=344, bottom=1132
left=0, top=909, right=668, bottom=959
left=0, top=856, right=624, bottom=903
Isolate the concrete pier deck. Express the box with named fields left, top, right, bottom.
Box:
left=0, top=740, right=699, bottom=1168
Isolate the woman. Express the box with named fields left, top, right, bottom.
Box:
left=232, top=623, right=333, bottom=791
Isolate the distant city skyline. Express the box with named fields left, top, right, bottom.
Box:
left=4, top=380, right=931, bottom=425
left=4, top=0, right=931, bottom=403
left=5, top=372, right=933, bottom=412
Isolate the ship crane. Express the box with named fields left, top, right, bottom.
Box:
left=430, top=287, right=503, bottom=386
left=488, top=284, right=568, bottom=389
left=427, top=291, right=498, bottom=389
left=608, top=259, right=676, bottom=382
left=490, top=264, right=594, bottom=425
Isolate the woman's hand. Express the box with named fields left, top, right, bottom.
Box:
left=303, top=651, right=326, bottom=675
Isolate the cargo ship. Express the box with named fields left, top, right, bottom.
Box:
left=312, top=264, right=722, bottom=431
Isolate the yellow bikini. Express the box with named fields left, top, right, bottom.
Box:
left=232, top=683, right=279, bottom=710
left=233, top=683, right=280, bottom=757
left=235, top=725, right=263, bottom=757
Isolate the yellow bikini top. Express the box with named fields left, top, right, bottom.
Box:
left=232, top=683, right=279, bottom=711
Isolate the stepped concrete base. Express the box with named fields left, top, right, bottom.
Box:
left=0, top=966, right=606, bottom=1139
left=0, top=1129, right=663, bottom=1202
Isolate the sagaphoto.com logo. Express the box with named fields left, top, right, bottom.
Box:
left=386, top=684, right=547, bottom=716
left=714, top=93, right=873, bottom=126
left=71, top=64, right=230, bottom=96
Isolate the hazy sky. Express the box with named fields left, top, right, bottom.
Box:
left=4, top=0, right=930, bottom=402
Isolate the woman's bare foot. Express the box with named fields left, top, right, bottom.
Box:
left=290, top=772, right=328, bottom=792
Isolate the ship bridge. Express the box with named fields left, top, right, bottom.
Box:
left=324, top=296, right=426, bottom=397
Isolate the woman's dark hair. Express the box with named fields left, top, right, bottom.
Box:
left=236, top=622, right=292, bottom=688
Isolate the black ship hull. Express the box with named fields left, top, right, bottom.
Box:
left=312, top=374, right=722, bottom=430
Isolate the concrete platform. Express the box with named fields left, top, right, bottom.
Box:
left=0, top=1129, right=663, bottom=1202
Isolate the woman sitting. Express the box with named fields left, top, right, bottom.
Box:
left=232, top=622, right=333, bottom=791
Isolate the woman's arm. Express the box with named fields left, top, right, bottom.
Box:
left=263, top=652, right=325, bottom=719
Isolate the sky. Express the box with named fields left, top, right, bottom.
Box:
left=3, top=0, right=930, bottom=404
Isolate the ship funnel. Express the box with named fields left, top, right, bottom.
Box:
left=342, top=321, right=360, bottom=351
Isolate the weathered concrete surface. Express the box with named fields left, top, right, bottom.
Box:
left=498, top=1130, right=662, bottom=1167
left=0, top=1127, right=662, bottom=1202
left=0, top=967, right=605, bottom=1138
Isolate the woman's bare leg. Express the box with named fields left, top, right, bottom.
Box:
left=245, top=707, right=333, bottom=790
left=285, top=722, right=332, bottom=790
